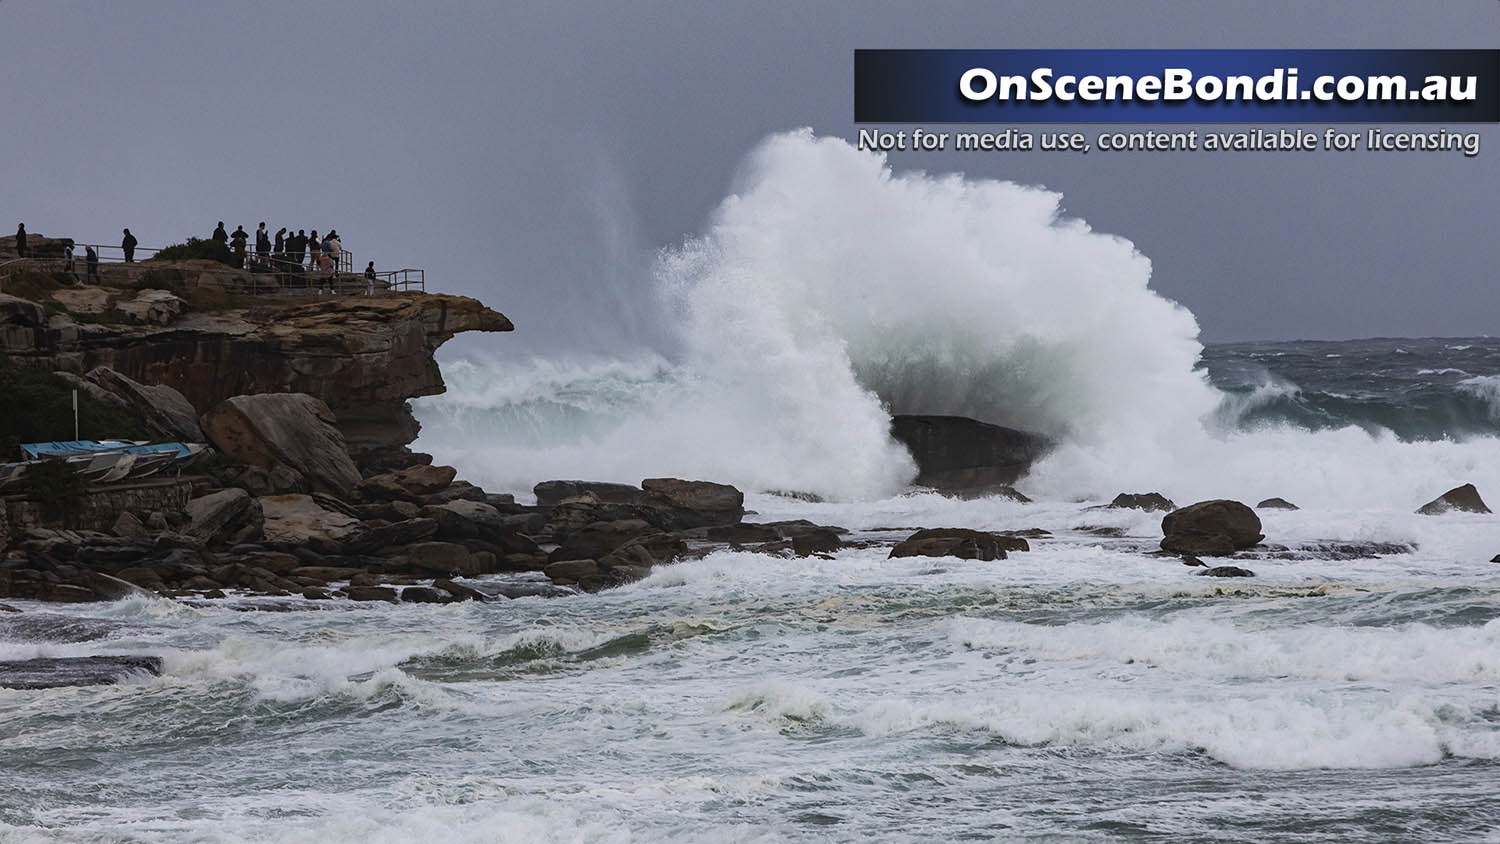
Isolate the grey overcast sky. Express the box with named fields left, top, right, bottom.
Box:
left=2, top=0, right=1496, bottom=349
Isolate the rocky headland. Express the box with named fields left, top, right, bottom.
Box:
left=0, top=234, right=1472, bottom=619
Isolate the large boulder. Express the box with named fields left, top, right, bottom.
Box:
left=889, top=528, right=1026, bottom=561
left=889, top=415, right=1050, bottom=492
left=641, top=478, right=745, bottom=529
left=1416, top=484, right=1491, bottom=515
left=185, top=488, right=263, bottom=546
left=258, top=494, right=362, bottom=546
left=86, top=367, right=205, bottom=442
left=202, top=393, right=361, bottom=495
left=1160, top=500, right=1263, bottom=557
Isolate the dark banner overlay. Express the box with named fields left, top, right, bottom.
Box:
left=854, top=49, right=1500, bottom=123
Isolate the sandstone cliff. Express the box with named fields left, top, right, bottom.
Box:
left=1, top=273, right=511, bottom=467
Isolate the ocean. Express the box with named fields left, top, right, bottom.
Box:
left=4, top=132, right=1499, bottom=841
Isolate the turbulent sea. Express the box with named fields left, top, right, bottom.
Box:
left=5, top=133, right=1500, bottom=841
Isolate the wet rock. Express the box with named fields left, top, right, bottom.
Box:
left=400, top=586, right=452, bottom=604
left=288, top=566, right=363, bottom=583
left=1161, top=529, right=1237, bottom=557
left=641, top=478, right=745, bottom=529
left=302, top=587, right=331, bottom=600
left=1109, top=492, right=1176, bottom=512
left=345, top=586, right=398, bottom=602
left=1197, top=565, right=1256, bottom=578
left=934, top=485, right=1032, bottom=502
left=419, top=500, right=510, bottom=543
left=534, top=480, right=648, bottom=508
left=0, top=603, right=19, bottom=612
left=201, top=393, right=362, bottom=495
left=889, top=528, right=1022, bottom=561
left=432, top=578, right=489, bottom=602
left=1416, top=483, right=1491, bottom=515
left=1491, top=554, right=1500, bottom=563
left=549, top=519, right=655, bottom=563
left=544, top=559, right=599, bottom=584
left=0, top=655, right=163, bottom=689
left=401, top=541, right=479, bottom=576
left=1257, top=497, right=1299, bottom=510
left=1160, top=500, right=1263, bottom=557
left=706, top=524, right=782, bottom=544
left=792, top=529, right=844, bottom=557
left=181, top=575, right=222, bottom=591
left=889, top=414, right=1051, bottom=492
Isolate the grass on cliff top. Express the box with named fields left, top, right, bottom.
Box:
left=0, top=354, right=152, bottom=459
left=150, top=237, right=237, bottom=267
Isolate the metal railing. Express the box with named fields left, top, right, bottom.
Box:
left=2, top=242, right=424, bottom=297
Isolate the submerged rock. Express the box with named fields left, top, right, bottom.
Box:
left=1416, top=484, right=1491, bottom=515
left=1196, top=565, right=1255, bottom=578
left=889, top=528, right=1027, bottom=561
left=1256, top=497, right=1299, bottom=510
left=0, top=655, right=163, bottom=689
left=1109, top=492, right=1176, bottom=512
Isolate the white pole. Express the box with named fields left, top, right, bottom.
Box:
left=72, top=389, right=79, bottom=441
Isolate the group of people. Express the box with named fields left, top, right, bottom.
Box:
left=13, top=223, right=133, bottom=284
left=212, top=221, right=340, bottom=272
left=211, top=221, right=376, bottom=294
left=13, top=220, right=380, bottom=294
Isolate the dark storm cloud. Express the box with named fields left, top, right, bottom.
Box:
left=2, top=0, right=1495, bottom=347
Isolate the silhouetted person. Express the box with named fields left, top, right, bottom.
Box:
left=121, top=228, right=137, bottom=263
left=63, top=243, right=77, bottom=283
left=273, top=227, right=286, bottom=256
left=290, top=230, right=306, bottom=264
left=363, top=261, right=376, bottom=295
left=230, top=225, right=248, bottom=268
left=14, top=223, right=26, bottom=257
left=255, top=222, right=270, bottom=258
left=307, top=230, right=320, bottom=266
left=85, top=245, right=99, bottom=282
left=212, top=221, right=228, bottom=244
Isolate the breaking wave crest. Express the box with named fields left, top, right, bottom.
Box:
left=416, top=130, right=1500, bottom=506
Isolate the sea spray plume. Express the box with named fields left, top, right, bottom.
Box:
left=662, top=130, right=1218, bottom=444
left=419, top=129, right=1220, bottom=499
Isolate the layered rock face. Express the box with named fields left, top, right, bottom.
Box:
left=1, top=292, right=512, bottom=467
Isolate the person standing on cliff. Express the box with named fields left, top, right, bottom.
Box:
left=324, top=230, right=341, bottom=271
left=14, top=223, right=26, bottom=257
left=306, top=230, right=320, bottom=266
left=212, top=221, right=228, bottom=245
left=121, top=228, right=137, bottom=263
left=363, top=260, right=376, bottom=295
left=273, top=227, right=286, bottom=257
left=229, top=225, right=248, bottom=268
left=255, top=223, right=270, bottom=265
left=85, top=245, right=99, bottom=282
